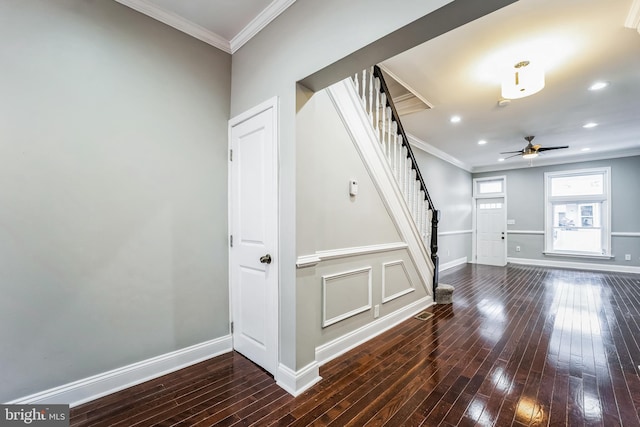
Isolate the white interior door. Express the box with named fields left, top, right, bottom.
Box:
left=229, top=99, right=278, bottom=376
left=476, top=197, right=506, bottom=266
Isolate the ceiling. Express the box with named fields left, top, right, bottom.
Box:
left=382, top=0, right=640, bottom=172
left=118, top=0, right=640, bottom=172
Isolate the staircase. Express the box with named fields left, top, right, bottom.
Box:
left=352, top=65, right=441, bottom=294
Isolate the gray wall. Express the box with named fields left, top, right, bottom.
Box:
left=296, top=89, right=428, bottom=366
left=413, top=148, right=473, bottom=266
left=474, top=156, right=640, bottom=267
left=0, top=1, right=231, bottom=401
left=231, top=0, right=512, bottom=371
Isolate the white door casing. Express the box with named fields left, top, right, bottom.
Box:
left=475, top=197, right=507, bottom=266
left=229, top=97, right=279, bottom=376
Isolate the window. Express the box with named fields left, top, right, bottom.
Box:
left=474, top=176, right=506, bottom=198
left=544, top=168, right=611, bottom=257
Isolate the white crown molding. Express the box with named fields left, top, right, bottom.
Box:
left=7, top=336, right=232, bottom=407
left=508, top=257, right=640, bottom=274
left=471, top=148, right=640, bottom=173
left=407, top=133, right=472, bottom=172
left=296, top=242, right=408, bottom=268
left=114, top=0, right=231, bottom=53
left=625, top=0, right=640, bottom=32
left=230, top=0, right=298, bottom=53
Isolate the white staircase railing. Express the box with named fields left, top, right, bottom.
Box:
left=353, top=66, right=440, bottom=292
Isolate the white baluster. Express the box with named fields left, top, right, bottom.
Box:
left=380, top=92, right=386, bottom=149
left=415, top=181, right=419, bottom=224
left=387, top=111, right=393, bottom=159
left=368, top=68, right=374, bottom=119
left=354, top=72, right=359, bottom=95
left=422, top=198, right=427, bottom=240
left=392, top=129, right=397, bottom=176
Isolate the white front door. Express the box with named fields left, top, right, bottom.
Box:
left=229, top=98, right=278, bottom=376
left=476, top=197, right=506, bottom=266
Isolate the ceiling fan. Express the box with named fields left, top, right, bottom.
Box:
left=500, top=136, right=569, bottom=160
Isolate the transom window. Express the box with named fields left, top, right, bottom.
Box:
left=544, top=168, right=611, bottom=257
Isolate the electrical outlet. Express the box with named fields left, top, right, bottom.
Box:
left=374, top=305, right=380, bottom=318
left=625, top=254, right=631, bottom=261
left=516, top=246, right=521, bottom=252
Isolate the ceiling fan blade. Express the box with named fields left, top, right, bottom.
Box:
left=504, top=153, right=522, bottom=159
left=537, top=145, right=569, bottom=152
left=500, top=150, right=524, bottom=154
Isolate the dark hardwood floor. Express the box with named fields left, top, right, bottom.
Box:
left=70, top=264, right=640, bottom=426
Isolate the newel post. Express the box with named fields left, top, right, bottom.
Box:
left=430, top=209, right=440, bottom=295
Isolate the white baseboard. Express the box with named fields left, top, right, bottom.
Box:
left=508, top=257, right=640, bottom=274
left=8, top=336, right=233, bottom=407
left=440, top=257, right=467, bottom=272
left=315, top=296, right=433, bottom=366
left=276, top=361, right=322, bottom=397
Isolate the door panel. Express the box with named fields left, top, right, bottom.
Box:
left=476, top=198, right=506, bottom=266
left=230, top=101, right=278, bottom=376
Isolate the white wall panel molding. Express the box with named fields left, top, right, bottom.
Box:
left=276, top=361, right=321, bottom=397
left=7, top=336, right=232, bottom=407
left=438, top=230, right=472, bottom=236
left=322, top=267, right=372, bottom=328
left=382, top=260, right=415, bottom=303
left=506, top=231, right=640, bottom=237
left=316, top=296, right=433, bottom=366
left=327, top=79, right=434, bottom=295
left=296, top=242, right=408, bottom=268
left=508, top=257, right=640, bottom=274
left=507, top=230, right=544, bottom=235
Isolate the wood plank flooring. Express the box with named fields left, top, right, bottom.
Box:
left=70, top=264, right=640, bottom=426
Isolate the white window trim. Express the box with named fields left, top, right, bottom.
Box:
left=543, top=167, right=611, bottom=257
left=473, top=175, right=506, bottom=199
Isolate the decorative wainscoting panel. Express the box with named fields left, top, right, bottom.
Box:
left=322, top=267, right=372, bottom=328
left=381, top=260, right=415, bottom=303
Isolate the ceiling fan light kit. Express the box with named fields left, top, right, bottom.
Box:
left=500, top=136, right=569, bottom=161
left=501, top=60, right=545, bottom=99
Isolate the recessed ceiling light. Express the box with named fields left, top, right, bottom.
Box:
left=450, top=115, right=461, bottom=123
left=581, top=147, right=591, bottom=152
left=589, top=81, right=609, bottom=91
left=583, top=122, right=598, bottom=129
left=498, top=158, right=505, bottom=162
left=478, top=140, right=487, bottom=145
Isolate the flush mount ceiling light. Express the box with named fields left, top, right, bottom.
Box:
left=501, top=60, right=545, bottom=99
left=589, top=81, right=609, bottom=91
